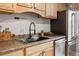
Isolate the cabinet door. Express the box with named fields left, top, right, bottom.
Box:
left=43, top=47, right=54, bottom=56
left=46, top=3, right=57, bottom=19
left=25, top=42, right=53, bottom=56
left=34, top=3, right=45, bottom=11
left=15, top=3, right=33, bottom=13
left=2, top=49, right=24, bottom=56
left=33, top=3, right=45, bottom=17
left=57, top=3, right=67, bottom=11
left=75, top=4, right=79, bottom=10
left=0, top=3, right=13, bottom=10
left=17, top=3, right=33, bottom=8
left=29, top=51, right=43, bottom=56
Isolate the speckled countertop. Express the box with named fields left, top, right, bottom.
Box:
left=0, top=34, right=65, bottom=55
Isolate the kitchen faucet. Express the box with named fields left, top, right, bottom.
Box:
left=29, top=22, right=36, bottom=39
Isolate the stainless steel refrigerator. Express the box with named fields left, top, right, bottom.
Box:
left=51, top=10, right=78, bottom=56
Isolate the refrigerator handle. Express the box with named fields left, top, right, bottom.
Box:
left=71, top=13, right=75, bottom=38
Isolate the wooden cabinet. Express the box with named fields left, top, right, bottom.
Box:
left=33, top=3, right=45, bottom=17
left=2, top=49, right=24, bottom=56
left=17, top=3, right=33, bottom=8
left=29, top=51, right=43, bottom=56
left=76, top=4, right=79, bottom=10
left=0, top=3, right=14, bottom=13
left=15, top=3, right=45, bottom=17
left=57, top=3, right=67, bottom=11
left=25, top=41, right=54, bottom=56
left=46, top=3, right=57, bottom=19
left=14, top=3, right=33, bottom=13
left=43, top=47, right=54, bottom=56
left=28, top=47, right=54, bottom=56
left=0, top=3, right=57, bottom=19
left=15, top=3, right=57, bottom=19
left=34, top=3, right=45, bottom=11
left=1, top=41, right=54, bottom=56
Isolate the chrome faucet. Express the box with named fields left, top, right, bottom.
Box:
left=29, top=22, right=36, bottom=39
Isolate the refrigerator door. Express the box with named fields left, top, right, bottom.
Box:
left=67, top=10, right=77, bottom=41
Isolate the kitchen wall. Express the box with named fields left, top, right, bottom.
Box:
left=0, top=13, right=50, bottom=35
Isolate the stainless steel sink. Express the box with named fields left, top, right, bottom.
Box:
left=37, top=36, right=49, bottom=41
left=16, top=36, right=50, bottom=44
left=26, top=36, right=50, bottom=43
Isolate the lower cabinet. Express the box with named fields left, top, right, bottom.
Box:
left=29, top=51, right=43, bottom=56
left=43, top=47, right=54, bottom=56
left=1, top=41, right=54, bottom=56
left=25, top=41, right=54, bottom=56
left=28, top=47, right=54, bottom=56
left=2, top=49, right=24, bottom=56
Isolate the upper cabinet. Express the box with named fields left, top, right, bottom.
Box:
left=34, top=3, right=45, bottom=17
left=76, top=4, right=79, bottom=10
left=34, top=3, right=45, bottom=11
left=0, top=3, right=14, bottom=13
left=17, top=3, right=33, bottom=8
left=14, top=3, right=33, bottom=13
left=57, top=3, right=67, bottom=11
left=0, top=3, right=58, bottom=19
left=46, top=3, right=57, bottom=19
left=15, top=3, right=45, bottom=17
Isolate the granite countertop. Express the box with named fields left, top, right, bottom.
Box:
left=0, top=34, right=65, bottom=55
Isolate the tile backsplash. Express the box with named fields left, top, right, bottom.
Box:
left=0, top=13, right=50, bottom=35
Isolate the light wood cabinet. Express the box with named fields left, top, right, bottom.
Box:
left=46, top=3, right=57, bottom=19
left=57, top=3, right=67, bottom=11
left=15, top=3, right=57, bottom=19
left=17, top=3, right=33, bottom=8
left=76, top=4, right=79, bottom=10
left=2, top=49, right=24, bottom=56
left=29, top=51, right=43, bottom=56
left=0, top=3, right=14, bottom=13
left=0, top=3, right=57, bottom=19
left=28, top=47, right=54, bottom=56
left=25, top=41, right=54, bottom=56
left=34, top=3, right=45, bottom=11
left=15, top=3, right=45, bottom=17
left=14, top=3, right=33, bottom=13
left=34, top=3, right=45, bottom=17
left=43, top=47, right=54, bottom=56
left=1, top=41, right=54, bottom=56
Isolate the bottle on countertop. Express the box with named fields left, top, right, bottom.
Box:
left=41, top=30, right=44, bottom=37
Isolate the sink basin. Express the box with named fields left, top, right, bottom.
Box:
left=16, top=36, right=50, bottom=44
left=37, top=37, right=49, bottom=41
left=26, top=36, right=50, bottom=43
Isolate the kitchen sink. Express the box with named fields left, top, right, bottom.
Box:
left=37, top=36, right=49, bottom=41
left=16, top=36, right=50, bottom=44
left=26, top=36, right=50, bottom=43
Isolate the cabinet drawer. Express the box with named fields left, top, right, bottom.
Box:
left=28, top=51, right=43, bottom=56
left=2, top=49, right=24, bottom=56
left=26, top=41, right=53, bottom=55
